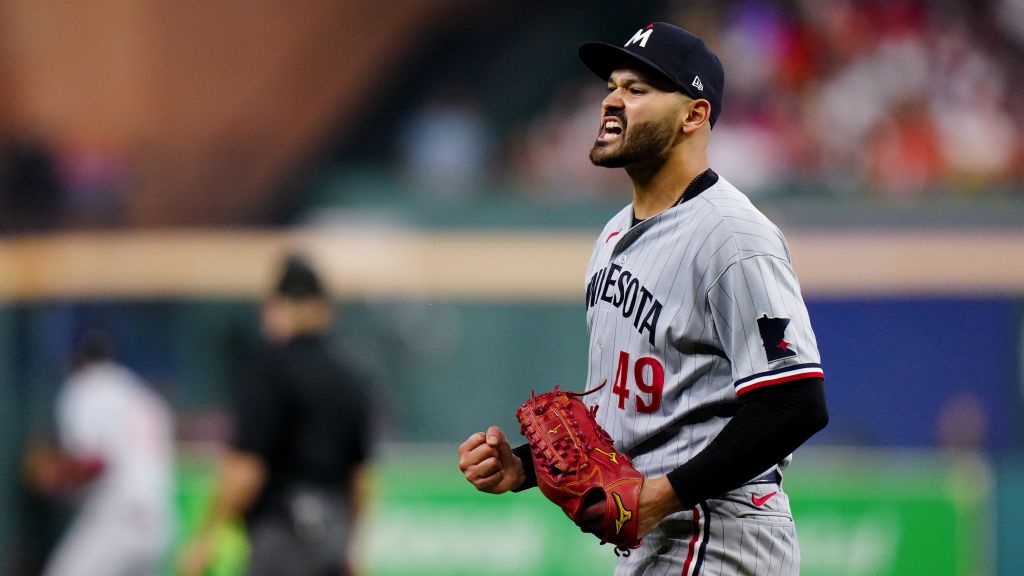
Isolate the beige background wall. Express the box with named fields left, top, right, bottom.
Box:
left=0, top=229, right=1020, bottom=301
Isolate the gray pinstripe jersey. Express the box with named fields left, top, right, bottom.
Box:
left=583, top=175, right=823, bottom=480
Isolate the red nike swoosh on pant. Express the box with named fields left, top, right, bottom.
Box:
left=751, top=491, right=778, bottom=506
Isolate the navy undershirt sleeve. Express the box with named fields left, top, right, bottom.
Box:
left=511, top=443, right=537, bottom=492
left=666, top=377, right=828, bottom=508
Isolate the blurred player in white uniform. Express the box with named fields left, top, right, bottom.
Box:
left=25, top=330, right=175, bottom=576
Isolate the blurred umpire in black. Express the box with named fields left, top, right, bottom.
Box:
left=180, top=253, right=376, bottom=576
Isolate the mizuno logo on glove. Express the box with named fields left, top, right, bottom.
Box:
left=593, top=447, right=619, bottom=464
left=613, top=492, right=633, bottom=534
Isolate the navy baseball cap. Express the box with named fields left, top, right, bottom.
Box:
left=579, top=22, right=725, bottom=127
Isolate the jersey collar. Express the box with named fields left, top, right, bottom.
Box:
left=673, top=167, right=719, bottom=206
left=631, top=168, right=719, bottom=227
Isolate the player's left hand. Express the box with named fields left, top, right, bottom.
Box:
left=577, top=476, right=681, bottom=539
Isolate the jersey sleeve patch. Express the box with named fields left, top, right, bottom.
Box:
left=734, top=363, right=824, bottom=395
left=756, top=315, right=798, bottom=363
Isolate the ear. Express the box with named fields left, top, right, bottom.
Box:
left=680, top=99, right=711, bottom=134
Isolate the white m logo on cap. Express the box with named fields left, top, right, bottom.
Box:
left=625, top=27, right=654, bottom=48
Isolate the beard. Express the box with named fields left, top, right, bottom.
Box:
left=589, top=118, right=676, bottom=168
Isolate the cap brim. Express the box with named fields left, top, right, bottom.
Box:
left=578, top=42, right=681, bottom=91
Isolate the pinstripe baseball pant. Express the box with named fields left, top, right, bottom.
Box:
left=615, top=480, right=799, bottom=576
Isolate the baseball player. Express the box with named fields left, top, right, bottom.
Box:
left=25, top=330, right=175, bottom=576
left=458, top=22, right=829, bottom=575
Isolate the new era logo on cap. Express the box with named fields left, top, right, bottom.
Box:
left=692, top=76, right=704, bottom=91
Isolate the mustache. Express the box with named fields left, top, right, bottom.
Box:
left=604, top=111, right=626, bottom=124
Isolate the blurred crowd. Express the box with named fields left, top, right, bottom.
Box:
left=401, top=0, right=1024, bottom=202
left=3, top=0, right=1023, bottom=231
left=696, top=0, right=1024, bottom=199
left=0, top=137, right=131, bottom=231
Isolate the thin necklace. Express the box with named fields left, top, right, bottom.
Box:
left=670, top=168, right=710, bottom=208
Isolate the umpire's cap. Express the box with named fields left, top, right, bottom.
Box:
left=274, top=253, right=326, bottom=300
left=579, top=22, right=725, bottom=127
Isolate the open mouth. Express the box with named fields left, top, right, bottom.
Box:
left=598, top=118, right=624, bottom=142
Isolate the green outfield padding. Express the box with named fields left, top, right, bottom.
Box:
left=173, top=446, right=991, bottom=576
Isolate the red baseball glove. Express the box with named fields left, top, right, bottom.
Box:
left=516, top=384, right=645, bottom=555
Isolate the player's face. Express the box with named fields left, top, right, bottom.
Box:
left=590, top=69, right=686, bottom=168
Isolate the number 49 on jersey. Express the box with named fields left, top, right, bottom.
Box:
left=611, top=350, right=664, bottom=413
